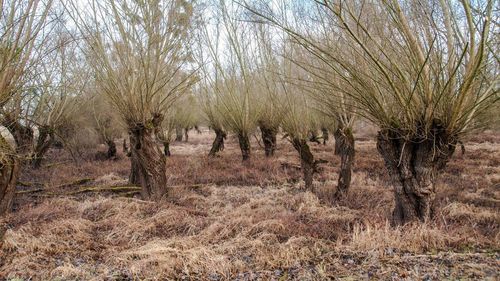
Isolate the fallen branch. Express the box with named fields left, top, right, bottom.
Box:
left=67, top=186, right=141, bottom=195
left=16, top=188, right=44, bottom=194
left=17, top=181, right=42, bottom=187
left=54, top=178, right=94, bottom=189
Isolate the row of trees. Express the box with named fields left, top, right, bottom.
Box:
left=0, top=0, right=497, bottom=226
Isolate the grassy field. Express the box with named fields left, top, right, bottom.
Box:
left=0, top=129, right=498, bottom=280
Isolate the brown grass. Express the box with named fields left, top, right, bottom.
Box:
left=1, top=129, right=499, bottom=280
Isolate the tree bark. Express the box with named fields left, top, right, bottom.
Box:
left=309, top=130, right=321, bottom=144
left=128, top=123, right=168, bottom=200
left=321, top=128, right=329, bottom=145
left=163, top=141, right=171, bottom=156
left=333, top=126, right=355, bottom=199
left=184, top=127, right=189, bottom=142
left=2, top=114, right=33, bottom=156
left=106, top=140, right=117, bottom=159
left=292, top=138, right=315, bottom=191
left=260, top=125, right=277, bottom=157
left=123, top=138, right=129, bottom=154
left=237, top=132, right=251, bottom=161
left=31, top=125, right=55, bottom=168
left=0, top=135, right=20, bottom=217
left=175, top=126, right=183, bottom=142
left=377, top=126, right=455, bottom=225
left=128, top=153, right=139, bottom=185
left=209, top=127, right=226, bottom=157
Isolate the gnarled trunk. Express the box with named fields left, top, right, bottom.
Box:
left=333, top=126, right=355, bottom=199
left=260, top=125, right=277, bottom=157
left=377, top=127, right=455, bottom=225
left=106, top=140, right=117, bottom=159
left=0, top=135, right=20, bottom=217
left=209, top=128, right=226, bottom=157
left=237, top=132, right=251, bottom=161
left=292, top=138, right=315, bottom=191
left=31, top=125, right=55, bottom=168
left=128, top=124, right=168, bottom=200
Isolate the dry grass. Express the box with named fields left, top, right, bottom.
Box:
left=1, top=129, right=499, bottom=280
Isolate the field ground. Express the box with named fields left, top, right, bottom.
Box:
left=0, top=128, right=499, bottom=280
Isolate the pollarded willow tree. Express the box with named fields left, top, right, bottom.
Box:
left=89, top=93, right=123, bottom=159
left=287, top=43, right=357, bottom=199
left=0, top=0, right=54, bottom=216
left=278, top=58, right=321, bottom=191
left=29, top=30, right=86, bottom=168
left=244, top=1, right=358, bottom=199
left=252, top=25, right=287, bottom=157
left=66, top=0, right=197, bottom=200
left=197, top=83, right=227, bottom=157
left=197, top=0, right=259, bottom=161
left=1, top=28, right=83, bottom=169
left=247, top=0, right=499, bottom=224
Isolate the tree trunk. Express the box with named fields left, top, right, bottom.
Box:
left=175, top=127, right=183, bottom=142
left=123, top=139, right=129, bottom=154
left=260, top=125, right=277, bottom=157
left=2, top=115, right=33, bottom=156
left=106, top=140, right=117, bottom=159
left=129, top=154, right=139, bottom=185
left=333, top=126, right=355, bottom=199
left=128, top=124, right=168, bottom=200
left=184, top=127, right=189, bottom=142
left=0, top=135, right=20, bottom=217
left=209, top=128, right=226, bottom=157
left=292, top=138, right=315, bottom=191
left=237, top=132, right=251, bottom=161
left=163, top=141, right=171, bottom=156
left=321, top=128, right=329, bottom=145
left=309, top=130, right=321, bottom=144
left=31, top=125, right=55, bottom=168
left=377, top=127, right=455, bottom=225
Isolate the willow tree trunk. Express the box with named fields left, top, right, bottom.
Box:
left=175, top=127, right=183, bottom=141
left=123, top=139, right=129, bottom=154
left=260, top=125, right=277, bottom=157
left=31, top=125, right=55, bottom=168
left=128, top=125, right=168, bottom=200
left=309, top=130, right=321, bottom=144
left=0, top=135, right=20, bottom=217
left=209, top=128, right=226, bottom=157
left=292, top=138, right=315, bottom=191
left=2, top=116, right=33, bottom=156
left=377, top=128, right=455, bottom=225
left=163, top=141, right=171, bottom=157
left=333, top=127, right=355, bottom=199
left=321, top=128, right=329, bottom=145
left=238, top=132, right=251, bottom=161
left=106, top=140, right=117, bottom=159
left=184, top=127, right=189, bottom=142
